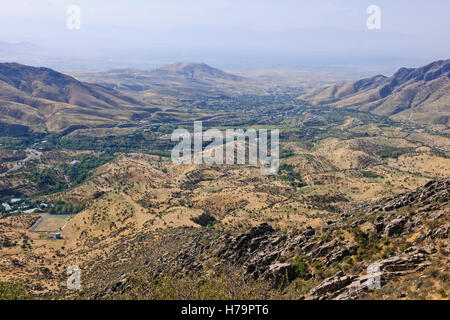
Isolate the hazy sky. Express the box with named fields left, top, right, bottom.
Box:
left=0, top=1, right=449, bottom=72
left=1, top=0, right=449, bottom=34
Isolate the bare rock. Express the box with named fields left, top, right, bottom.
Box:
left=265, top=262, right=297, bottom=286
left=310, top=240, right=339, bottom=258
left=384, top=216, right=408, bottom=238
left=309, top=271, right=355, bottom=297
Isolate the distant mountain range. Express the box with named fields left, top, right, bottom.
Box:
left=0, top=62, right=144, bottom=133
left=0, top=41, right=40, bottom=54
left=0, top=60, right=448, bottom=135
left=300, top=60, right=450, bottom=126
left=0, top=62, right=249, bottom=134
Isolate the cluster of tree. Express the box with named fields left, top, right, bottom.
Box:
left=191, top=213, right=218, bottom=227
left=277, top=164, right=307, bottom=188
left=62, top=154, right=114, bottom=186
left=58, top=132, right=173, bottom=157
left=28, top=154, right=117, bottom=195
left=29, top=169, right=60, bottom=188
left=361, top=170, right=382, bottom=179
left=48, top=200, right=85, bottom=215
left=376, top=146, right=414, bottom=159
left=0, top=132, right=49, bottom=150
left=28, top=169, right=67, bottom=195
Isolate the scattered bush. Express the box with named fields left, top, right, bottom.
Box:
left=291, top=256, right=310, bottom=279
left=191, top=213, right=218, bottom=227
left=0, top=281, right=29, bottom=300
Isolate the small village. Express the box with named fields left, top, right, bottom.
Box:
left=1, top=197, right=48, bottom=216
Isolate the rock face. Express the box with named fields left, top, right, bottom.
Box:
left=384, top=216, right=408, bottom=238
left=326, top=244, right=358, bottom=266
left=366, top=177, right=450, bottom=215
left=216, top=223, right=317, bottom=284
left=427, top=224, right=449, bottom=239
left=309, top=247, right=432, bottom=300
left=309, top=240, right=338, bottom=258
left=266, top=263, right=298, bottom=285
left=308, top=271, right=355, bottom=297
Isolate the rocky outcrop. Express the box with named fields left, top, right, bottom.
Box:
left=367, top=177, right=449, bottom=215
left=216, top=223, right=318, bottom=283
left=308, top=271, right=355, bottom=297
left=309, top=240, right=338, bottom=258
left=309, top=247, right=432, bottom=300
left=265, top=263, right=298, bottom=285
left=425, top=224, right=449, bottom=239
left=325, top=244, right=358, bottom=266
left=384, top=216, right=408, bottom=238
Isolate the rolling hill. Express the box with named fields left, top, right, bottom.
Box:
left=69, top=62, right=245, bottom=94
left=299, top=59, right=450, bottom=126
left=153, top=62, right=243, bottom=82
left=0, top=62, right=147, bottom=133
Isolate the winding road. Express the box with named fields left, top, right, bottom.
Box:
left=0, top=148, right=42, bottom=177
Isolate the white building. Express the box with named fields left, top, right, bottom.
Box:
left=22, top=208, right=38, bottom=214
left=70, top=160, right=80, bottom=166
left=10, top=198, right=22, bottom=204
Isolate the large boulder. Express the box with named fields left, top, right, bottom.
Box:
left=384, top=216, right=408, bottom=237
left=265, top=263, right=298, bottom=286
left=308, top=271, right=355, bottom=297
left=309, top=240, right=339, bottom=258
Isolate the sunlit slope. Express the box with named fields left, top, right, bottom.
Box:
left=0, top=62, right=148, bottom=133
left=300, top=60, right=450, bottom=126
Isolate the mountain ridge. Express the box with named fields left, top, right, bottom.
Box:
left=299, top=59, right=450, bottom=126
left=0, top=62, right=141, bottom=108
left=0, top=62, right=146, bottom=133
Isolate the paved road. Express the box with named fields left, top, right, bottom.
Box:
left=0, top=148, right=42, bottom=177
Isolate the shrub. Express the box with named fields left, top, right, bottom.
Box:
left=191, top=213, right=218, bottom=227
left=292, top=256, right=310, bottom=279
left=361, top=171, right=381, bottom=179
left=114, top=266, right=280, bottom=300
left=351, top=228, right=380, bottom=260
left=0, top=281, right=29, bottom=300
left=49, top=200, right=85, bottom=215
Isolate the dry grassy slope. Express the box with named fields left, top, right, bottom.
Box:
left=58, top=153, right=294, bottom=241
left=299, top=60, right=450, bottom=126
left=54, top=131, right=449, bottom=245
left=0, top=62, right=149, bottom=132
left=0, top=143, right=449, bottom=298
left=0, top=125, right=449, bottom=298
left=0, top=214, right=64, bottom=294
left=2, top=176, right=445, bottom=300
